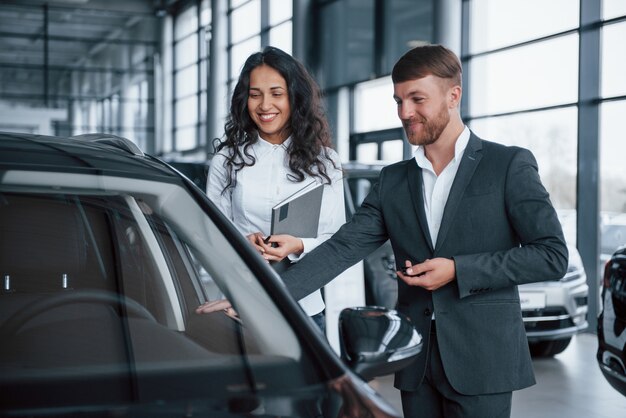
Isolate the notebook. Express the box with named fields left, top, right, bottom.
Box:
left=270, top=181, right=324, bottom=238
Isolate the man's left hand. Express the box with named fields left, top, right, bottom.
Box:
left=397, top=258, right=456, bottom=291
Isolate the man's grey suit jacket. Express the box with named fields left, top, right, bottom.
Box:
left=281, top=132, right=568, bottom=395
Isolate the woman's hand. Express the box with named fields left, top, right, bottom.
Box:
left=260, top=234, right=304, bottom=262
left=195, top=299, right=239, bottom=321
left=246, top=232, right=267, bottom=255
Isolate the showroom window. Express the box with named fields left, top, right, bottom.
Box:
left=350, top=77, right=405, bottom=163
left=317, top=0, right=434, bottom=163
left=468, top=0, right=579, bottom=55
left=228, top=0, right=293, bottom=93
left=171, top=0, right=211, bottom=153
left=469, top=35, right=579, bottom=117
left=470, top=107, right=578, bottom=240
left=466, top=0, right=580, bottom=216
left=0, top=2, right=157, bottom=140
left=465, top=0, right=626, bottom=329
left=599, top=15, right=626, bottom=253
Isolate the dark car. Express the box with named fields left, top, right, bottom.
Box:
left=0, top=132, right=423, bottom=417
left=600, top=215, right=626, bottom=266
left=343, top=162, right=397, bottom=310
left=343, top=162, right=588, bottom=357
left=597, top=245, right=626, bottom=396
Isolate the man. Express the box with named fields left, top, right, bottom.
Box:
left=280, top=44, right=568, bottom=417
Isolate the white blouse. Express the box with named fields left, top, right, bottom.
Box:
left=206, top=136, right=346, bottom=316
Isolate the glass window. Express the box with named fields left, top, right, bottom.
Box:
left=469, top=0, right=579, bottom=54
left=175, top=4, right=198, bottom=40
left=103, top=98, right=111, bottom=130
left=230, top=35, right=261, bottom=80
left=176, top=125, right=197, bottom=151
left=353, top=77, right=400, bottom=133
left=603, top=0, right=626, bottom=20
left=96, top=100, right=103, bottom=131
left=200, top=60, right=208, bottom=91
left=269, top=0, right=292, bottom=25
left=356, top=143, right=378, bottom=163
left=383, top=0, right=434, bottom=74
left=111, top=94, right=120, bottom=134
left=200, top=0, right=212, bottom=26
left=318, top=0, right=375, bottom=89
left=469, top=106, right=578, bottom=213
left=230, top=0, right=248, bottom=8
left=381, top=140, right=404, bottom=162
left=88, top=101, right=97, bottom=132
left=346, top=178, right=374, bottom=208
left=200, top=27, right=209, bottom=60
left=230, top=0, right=261, bottom=44
left=175, top=35, right=199, bottom=69
left=200, top=91, right=207, bottom=122
left=73, top=102, right=83, bottom=135
left=601, top=21, right=626, bottom=98
left=175, top=95, right=198, bottom=128
left=269, top=21, right=293, bottom=54
left=0, top=188, right=312, bottom=408
left=600, top=100, right=626, bottom=214
left=469, top=35, right=579, bottom=117
left=175, top=66, right=199, bottom=99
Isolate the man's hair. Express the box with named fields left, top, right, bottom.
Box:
left=392, top=44, right=462, bottom=87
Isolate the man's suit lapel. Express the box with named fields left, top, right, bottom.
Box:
left=435, top=134, right=483, bottom=253
left=407, top=161, right=434, bottom=252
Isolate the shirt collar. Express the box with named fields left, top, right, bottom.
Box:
left=254, top=135, right=291, bottom=151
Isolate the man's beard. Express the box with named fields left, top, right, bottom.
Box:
left=404, top=103, right=450, bottom=146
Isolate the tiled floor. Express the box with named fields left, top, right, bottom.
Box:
left=369, top=333, right=626, bottom=417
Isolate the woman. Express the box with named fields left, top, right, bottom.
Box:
left=202, top=46, right=345, bottom=331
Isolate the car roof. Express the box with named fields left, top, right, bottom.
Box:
left=0, top=131, right=178, bottom=182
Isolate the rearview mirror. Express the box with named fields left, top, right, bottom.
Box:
left=338, top=306, right=422, bottom=381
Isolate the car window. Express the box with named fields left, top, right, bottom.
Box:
left=0, top=179, right=323, bottom=407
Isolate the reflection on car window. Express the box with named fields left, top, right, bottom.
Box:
left=0, top=190, right=317, bottom=400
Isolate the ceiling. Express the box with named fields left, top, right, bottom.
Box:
left=0, top=0, right=161, bottom=107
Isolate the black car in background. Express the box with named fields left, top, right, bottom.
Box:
left=342, top=163, right=397, bottom=310
left=0, top=132, right=423, bottom=417
left=597, top=245, right=626, bottom=396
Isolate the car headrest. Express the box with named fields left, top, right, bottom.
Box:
left=0, top=194, right=87, bottom=293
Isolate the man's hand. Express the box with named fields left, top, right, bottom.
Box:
left=397, top=258, right=456, bottom=291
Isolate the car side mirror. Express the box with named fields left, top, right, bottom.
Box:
left=338, top=306, right=423, bottom=381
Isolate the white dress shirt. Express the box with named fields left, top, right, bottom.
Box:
left=413, top=126, right=470, bottom=246
left=207, top=136, right=345, bottom=316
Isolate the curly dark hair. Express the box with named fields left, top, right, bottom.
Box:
left=214, top=46, right=336, bottom=193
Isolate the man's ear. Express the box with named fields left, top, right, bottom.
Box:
left=448, top=85, right=462, bottom=109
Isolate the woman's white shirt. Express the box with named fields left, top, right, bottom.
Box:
left=206, top=136, right=345, bottom=316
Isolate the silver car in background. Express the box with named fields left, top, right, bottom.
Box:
left=521, top=244, right=588, bottom=356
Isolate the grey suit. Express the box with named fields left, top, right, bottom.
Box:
left=281, top=132, right=568, bottom=395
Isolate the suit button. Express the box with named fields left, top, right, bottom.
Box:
left=424, top=308, right=431, bottom=316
